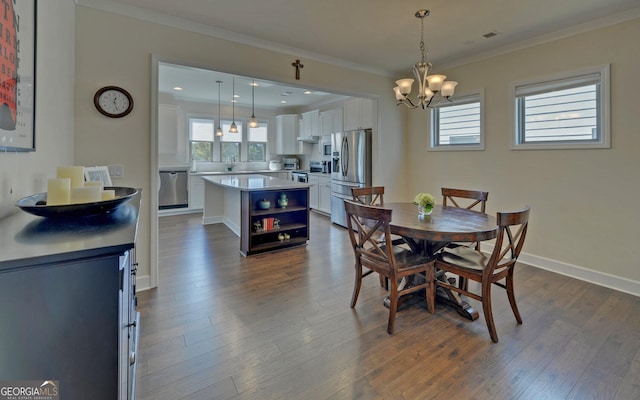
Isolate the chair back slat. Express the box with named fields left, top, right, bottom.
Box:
left=352, top=186, right=385, bottom=206
left=485, top=207, right=530, bottom=277
left=344, top=199, right=396, bottom=272
left=441, top=187, right=489, bottom=213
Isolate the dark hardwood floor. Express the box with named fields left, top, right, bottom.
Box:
left=136, top=212, right=640, bottom=400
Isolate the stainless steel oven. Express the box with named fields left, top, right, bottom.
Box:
left=291, top=171, right=308, bottom=183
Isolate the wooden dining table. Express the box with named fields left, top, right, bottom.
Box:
left=384, top=202, right=498, bottom=320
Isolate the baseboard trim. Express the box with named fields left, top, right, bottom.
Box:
left=136, top=274, right=152, bottom=291
left=483, top=244, right=640, bottom=297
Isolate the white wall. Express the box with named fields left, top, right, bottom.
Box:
left=73, top=6, right=404, bottom=288
left=0, top=1, right=75, bottom=220
left=406, top=18, right=640, bottom=293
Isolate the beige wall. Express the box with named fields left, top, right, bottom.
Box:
left=0, top=1, right=75, bottom=219
left=74, top=6, right=405, bottom=288
left=74, top=5, right=640, bottom=295
left=406, top=18, right=640, bottom=289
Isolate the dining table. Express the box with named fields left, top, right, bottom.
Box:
left=384, top=202, right=498, bottom=320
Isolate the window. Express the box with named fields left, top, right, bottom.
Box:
left=248, top=121, right=268, bottom=161
left=429, top=91, right=484, bottom=151
left=189, top=117, right=215, bottom=161
left=512, top=65, right=610, bottom=149
left=221, top=120, right=242, bottom=163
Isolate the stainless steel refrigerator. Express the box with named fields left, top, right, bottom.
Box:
left=330, top=129, right=372, bottom=227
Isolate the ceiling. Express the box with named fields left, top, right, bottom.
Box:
left=91, top=0, right=640, bottom=108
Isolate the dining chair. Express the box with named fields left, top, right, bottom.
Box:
left=351, top=186, right=404, bottom=289
left=344, top=199, right=435, bottom=334
left=434, top=206, right=530, bottom=343
left=441, top=187, right=489, bottom=213
left=441, top=187, right=490, bottom=290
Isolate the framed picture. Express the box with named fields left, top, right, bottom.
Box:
left=84, top=166, right=113, bottom=186
left=0, top=0, right=36, bottom=152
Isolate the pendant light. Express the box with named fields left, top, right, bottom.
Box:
left=215, top=80, right=223, bottom=137
left=249, top=80, right=258, bottom=128
left=229, top=77, right=238, bottom=134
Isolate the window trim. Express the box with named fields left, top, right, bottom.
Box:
left=510, top=64, right=610, bottom=150
left=428, top=90, right=485, bottom=152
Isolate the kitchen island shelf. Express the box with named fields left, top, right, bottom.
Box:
left=252, top=222, right=306, bottom=236
left=252, top=205, right=307, bottom=216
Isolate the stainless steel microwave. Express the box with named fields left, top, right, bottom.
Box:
left=322, top=142, right=331, bottom=157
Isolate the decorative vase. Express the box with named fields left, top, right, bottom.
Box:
left=277, top=193, right=288, bottom=208
left=258, top=199, right=271, bottom=210
left=418, top=204, right=433, bottom=216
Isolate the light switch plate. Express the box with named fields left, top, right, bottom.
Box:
left=108, top=164, right=124, bottom=179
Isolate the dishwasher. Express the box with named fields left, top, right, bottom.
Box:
left=158, top=170, right=189, bottom=209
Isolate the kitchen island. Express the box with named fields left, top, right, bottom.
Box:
left=202, top=174, right=310, bottom=256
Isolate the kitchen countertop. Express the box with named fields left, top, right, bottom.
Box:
left=191, top=170, right=289, bottom=176
left=202, top=174, right=310, bottom=191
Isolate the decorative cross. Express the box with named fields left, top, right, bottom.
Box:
left=292, top=59, right=304, bottom=80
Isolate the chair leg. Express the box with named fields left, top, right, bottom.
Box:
left=387, top=277, right=398, bottom=334
left=350, top=262, right=363, bottom=308
left=379, top=274, right=388, bottom=290
left=506, top=269, right=522, bottom=324
left=425, top=266, right=435, bottom=314
left=458, top=276, right=468, bottom=291
left=482, top=282, right=499, bottom=343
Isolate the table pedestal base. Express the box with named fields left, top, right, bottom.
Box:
left=383, top=273, right=479, bottom=321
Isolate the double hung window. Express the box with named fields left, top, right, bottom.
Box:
left=512, top=65, right=610, bottom=149
left=429, top=92, right=484, bottom=151
left=189, top=117, right=215, bottom=161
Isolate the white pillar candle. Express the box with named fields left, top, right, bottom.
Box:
left=47, top=178, right=71, bottom=206
left=57, top=166, right=85, bottom=188
left=71, top=186, right=102, bottom=204
left=101, top=189, right=116, bottom=201
left=84, top=181, right=103, bottom=189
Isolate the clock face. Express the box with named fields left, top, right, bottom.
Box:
left=94, top=86, right=133, bottom=118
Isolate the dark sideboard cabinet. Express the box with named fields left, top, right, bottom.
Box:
left=0, top=191, right=142, bottom=400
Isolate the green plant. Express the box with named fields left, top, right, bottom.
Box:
left=413, top=192, right=435, bottom=210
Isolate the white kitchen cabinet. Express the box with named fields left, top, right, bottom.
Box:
left=343, top=98, right=373, bottom=131
left=318, top=176, right=331, bottom=214
left=158, top=104, right=178, bottom=154
left=276, top=114, right=309, bottom=155
left=189, top=175, right=204, bottom=210
left=300, top=110, right=320, bottom=139
left=308, top=174, right=331, bottom=214
left=320, top=108, right=343, bottom=136
left=308, top=175, right=319, bottom=210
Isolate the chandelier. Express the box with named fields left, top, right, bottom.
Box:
left=393, top=9, right=457, bottom=109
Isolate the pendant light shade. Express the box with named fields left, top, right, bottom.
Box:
left=215, top=80, right=223, bottom=137
left=249, top=80, right=258, bottom=128
left=229, top=77, right=238, bottom=134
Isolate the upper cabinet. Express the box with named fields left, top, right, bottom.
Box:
left=343, top=98, right=373, bottom=131
left=276, top=114, right=310, bottom=155
left=299, top=110, right=320, bottom=141
left=320, top=108, right=343, bottom=135
left=158, top=104, right=178, bottom=154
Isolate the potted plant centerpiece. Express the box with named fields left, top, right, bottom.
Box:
left=414, top=192, right=435, bottom=216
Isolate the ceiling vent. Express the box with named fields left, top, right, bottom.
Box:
left=482, top=31, right=501, bottom=39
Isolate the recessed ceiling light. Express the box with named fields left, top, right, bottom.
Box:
left=173, top=86, right=183, bottom=91
left=304, top=90, right=312, bottom=95
left=231, top=99, right=237, bottom=103
left=233, top=94, right=240, bottom=98
left=250, top=82, right=259, bottom=87
left=281, top=100, right=287, bottom=104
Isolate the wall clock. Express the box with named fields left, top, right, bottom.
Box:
left=94, top=86, right=134, bottom=118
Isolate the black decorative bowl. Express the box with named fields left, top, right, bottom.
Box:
left=16, top=187, right=138, bottom=218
